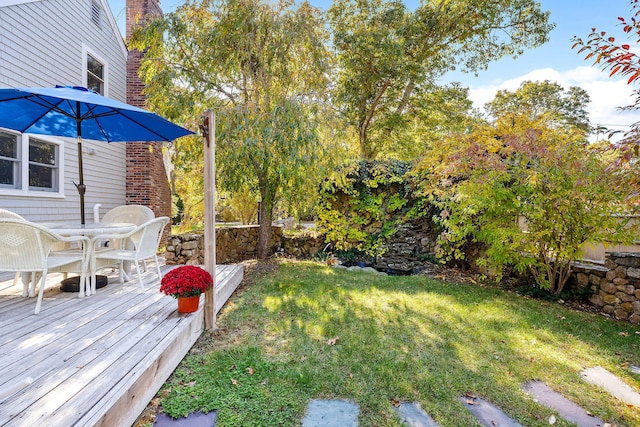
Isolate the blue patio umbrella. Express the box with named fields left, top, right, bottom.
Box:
left=0, top=86, right=193, bottom=223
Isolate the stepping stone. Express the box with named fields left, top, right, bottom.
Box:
left=153, top=410, right=217, bottom=427
left=393, top=402, right=440, bottom=427
left=459, top=395, right=524, bottom=427
left=523, top=381, right=605, bottom=427
left=301, top=399, right=359, bottom=427
left=581, top=366, right=640, bottom=407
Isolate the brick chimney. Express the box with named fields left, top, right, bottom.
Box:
left=125, top=0, right=172, bottom=228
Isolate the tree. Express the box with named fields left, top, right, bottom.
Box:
left=416, top=112, right=630, bottom=295
left=131, top=0, right=337, bottom=258
left=572, top=1, right=640, bottom=206
left=328, top=0, right=554, bottom=160
left=485, top=80, right=591, bottom=134
left=391, top=83, right=479, bottom=160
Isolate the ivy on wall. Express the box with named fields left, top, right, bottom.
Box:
left=316, top=159, right=419, bottom=256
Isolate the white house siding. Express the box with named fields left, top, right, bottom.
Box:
left=0, top=0, right=128, bottom=222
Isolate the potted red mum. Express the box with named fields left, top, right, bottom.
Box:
left=160, top=265, right=213, bottom=313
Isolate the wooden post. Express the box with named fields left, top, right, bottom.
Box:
left=202, top=110, right=216, bottom=330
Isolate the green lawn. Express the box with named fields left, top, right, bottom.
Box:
left=156, top=260, right=640, bottom=426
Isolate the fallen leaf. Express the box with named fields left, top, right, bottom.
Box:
left=300, top=355, right=307, bottom=362
left=229, top=364, right=236, bottom=371
left=492, top=421, right=498, bottom=426
left=548, top=414, right=556, bottom=424
left=247, top=367, right=255, bottom=375
left=348, top=373, right=354, bottom=379
left=464, top=392, right=476, bottom=399
left=619, top=331, right=629, bottom=337
left=326, top=337, right=339, bottom=346
left=231, top=378, right=240, bottom=386
left=390, top=398, right=400, bottom=408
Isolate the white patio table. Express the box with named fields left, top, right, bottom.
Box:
left=35, top=221, right=137, bottom=296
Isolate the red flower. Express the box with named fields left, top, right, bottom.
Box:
left=160, top=266, right=213, bottom=298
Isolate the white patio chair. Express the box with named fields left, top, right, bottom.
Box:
left=90, top=217, right=169, bottom=293
left=0, top=219, right=91, bottom=314
left=99, top=204, right=156, bottom=271
left=0, top=209, right=27, bottom=291
left=101, top=205, right=155, bottom=228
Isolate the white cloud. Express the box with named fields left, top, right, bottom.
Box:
left=467, top=66, right=640, bottom=137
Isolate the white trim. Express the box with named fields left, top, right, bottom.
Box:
left=0, top=129, right=65, bottom=198
left=82, top=44, right=109, bottom=97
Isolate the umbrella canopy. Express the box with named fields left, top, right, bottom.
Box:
left=0, top=86, right=193, bottom=223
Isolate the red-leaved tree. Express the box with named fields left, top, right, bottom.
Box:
left=572, top=1, right=640, bottom=206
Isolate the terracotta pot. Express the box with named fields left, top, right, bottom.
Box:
left=177, top=295, right=200, bottom=313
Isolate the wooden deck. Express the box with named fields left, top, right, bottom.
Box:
left=0, top=261, right=243, bottom=427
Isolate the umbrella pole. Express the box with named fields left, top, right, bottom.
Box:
left=74, top=133, right=87, bottom=225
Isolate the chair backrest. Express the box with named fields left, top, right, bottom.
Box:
left=0, top=209, right=25, bottom=220
left=102, top=205, right=155, bottom=226
left=129, top=217, right=169, bottom=259
left=0, top=219, right=59, bottom=271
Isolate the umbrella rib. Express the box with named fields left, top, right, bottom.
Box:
left=7, top=94, right=74, bottom=133
left=84, top=108, right=175, bottom=142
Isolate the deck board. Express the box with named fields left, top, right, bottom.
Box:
left=0, top=261, right=243, bottom=427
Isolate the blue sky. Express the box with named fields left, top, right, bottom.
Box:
left=107, top=0, right=640, bottom=136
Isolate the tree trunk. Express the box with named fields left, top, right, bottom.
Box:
left=256, top=189, right=273, bottom=259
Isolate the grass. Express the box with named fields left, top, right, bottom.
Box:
left=156, top=260, right=640, bottom=426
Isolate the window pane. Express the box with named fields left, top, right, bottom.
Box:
left=87, top=54, right=103, bottom=79
left=0, top=131, right=19, bottom=188
left=87, top=54, right=105, bottom=95
left=0, top=131, right=17, bottom=158
left=28, top=138, right=57, bottom=191
left=29, top=139, right=56, bottom=165
left=0, top=159, right=15, bottom=186
left=87, top=73, right=104, bottom=94
left=29, top=164, right=55, bottom=190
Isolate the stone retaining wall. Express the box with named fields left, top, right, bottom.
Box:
left=573, top=252, right=640, bottom=324
left=165, top=225, right=324, bottom=265
left=165, top=222, right=437, bottom=274
left=165, top=226, right=283, bottom=265
left=373, top=222, right=438, bottom=274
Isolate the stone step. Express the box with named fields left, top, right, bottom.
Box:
left=153, top=410, right=217, bottom=426
left=522, top=381, right=605, bottom=427
left=581, top=366, right=640, bottom=407
left=393, top=402, right=440, bottom=426
left=301, top=399, right=359, bottom=427
left=459, top=395, right=524, bottom=427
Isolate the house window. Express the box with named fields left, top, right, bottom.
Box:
left=0, top=130, right=20, bottom=189
left=0, top=129, right=62, bottom=195
left=87, top=53, right=105, bottom=95
left=29, top=138, right=59, bottom=192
